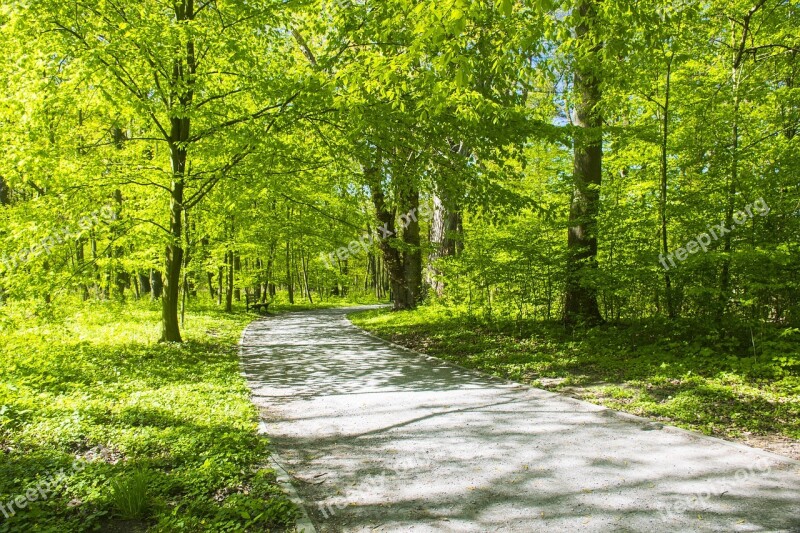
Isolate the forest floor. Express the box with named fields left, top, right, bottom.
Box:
left=350, top=306, right=800, bottom=461
left=0, top=299, right=315, bottom=532
left=242, top=307, right=800, bottom=532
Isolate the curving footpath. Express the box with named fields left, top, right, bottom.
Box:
left=240, top=307, right=800, bottom=533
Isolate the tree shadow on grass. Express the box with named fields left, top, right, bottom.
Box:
left=356, top=311, right=800, bottom=446
left=1, top=334, right=297, bottom=532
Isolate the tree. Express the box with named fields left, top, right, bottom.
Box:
left=564, top=0, right=604, bottom=325
left=35, top=0, right=299, bottom=340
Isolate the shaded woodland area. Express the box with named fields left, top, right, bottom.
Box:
left=0, top=0, right=796, bottom=339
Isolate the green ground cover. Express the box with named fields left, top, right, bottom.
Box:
left=351, top=306, right=800, bottom=455
left=0, top=299, right=300, bottom=532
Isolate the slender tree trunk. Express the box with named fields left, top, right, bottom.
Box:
left=301, top=251, right=313, bottom=304
left=564, top=0, right=603, bottom=325
left=233, top=253, right=241, bottom=301
left=266, top=249, right=276, bottom=300
left=286, top=240, right=294, bottom=304
left=660, top=54, right=675, bottom=319
left=719, top=22, right=744, bottom=320
left=207, top=271, right=216, bottom=299
left=225, top=249, right=234, bottom=312
left=217, top=266, right=223, bottom=305
left=77, top=237, right=90, bottom=300
left=717, top=5, right=763, bottom=320
left=91, top=233, right=104, bottom=299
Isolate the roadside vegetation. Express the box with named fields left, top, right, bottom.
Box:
left=0, top=298, right=300, bottom=533
left=350, top=306, right=800, bottom=460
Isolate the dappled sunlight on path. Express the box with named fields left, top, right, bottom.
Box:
left=241, top=308, right=800, bottom=532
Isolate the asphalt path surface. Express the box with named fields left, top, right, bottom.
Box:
left=240, top=307, right=800, bottom=532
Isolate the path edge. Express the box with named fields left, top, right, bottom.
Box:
left=345, top=314, right=800, bottom=468
left=238, top=318, right=318, bottom=533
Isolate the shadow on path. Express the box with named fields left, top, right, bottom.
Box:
left=241, top=307, right=800, bottom=533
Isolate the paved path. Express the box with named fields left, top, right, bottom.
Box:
left=240, top=307, right=800, bottom=532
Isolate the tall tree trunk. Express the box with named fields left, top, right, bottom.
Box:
left=426, top=142, right=465, bottom=297
left=161, top=146, right=186, bottom=342
left=0, top=179, right=11, bottom=302
left=255, top=258, right=263, bottom=303
left=112, top=189, right=129, bottom=300
left=717, top=7, right=760, bottom=320
left=427, top=193, right=463, bottom=297
left=660, top=54, right=675, bottom=319
left=564, top=0, right=603, bottom=325
left=285, top=240, right=294, bottom=304
left=78, top=237, right=90, bottom=300
left=225, top=249, right=234, bottom=312
left=367, top=166, right=407, bottom=309
left=233, top=253, right=241, bottom=301
left=91, top=233, right=105, bottom=299
left=217, top=266, right=224, bottom=305
left=207, top=271, right=216, bottom=299
left=266, top=247, right=276, bottom=300
left=401, top=185, right=423, bottom=306
left=160, top=0, right=195, bottom=342
left=301, top=251, right=313, bottom=304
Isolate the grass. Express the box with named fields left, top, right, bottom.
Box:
left=349, top=305, right=800, bottom=456
left=0, top=298, right=299, bottom=532
left=109, top=469, right=150, bottom=520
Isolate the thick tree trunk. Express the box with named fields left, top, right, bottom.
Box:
left=0, top=176, right=9, bottom=206
left=564, top=0, right=603, bottom=326
left=150, top=269, right=164, bottom=299
left=161, top=162, right=185, bottom=342
left=427, top=193, right=463, bottom=297
left=368, top=169, right=407, bottom=309
left=427, top=141, right=465, bottom=296
left=159, top=0, right=195, bottom=342
left=401, top=186, right=423, bottom=306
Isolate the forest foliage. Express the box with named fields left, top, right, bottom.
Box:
left=1, top=0, right=799, bottom=528
left=1, top=0, right=798, bottom=335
